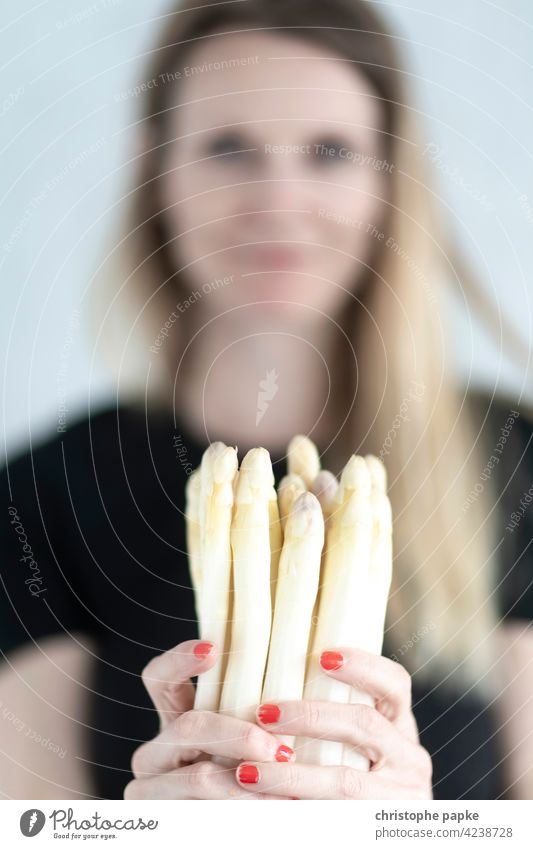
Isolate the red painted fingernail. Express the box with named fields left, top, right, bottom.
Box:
left=275, top=744, right=294, bottom=763
left=320, top=650, right=344, bottom=670
left=291, top=797, right=300, bottom=800
left=237, top=764, right=259, bottom=784
left=193, top=641, right=214, bottom=659
left=257, top=703, right=281, bottom=724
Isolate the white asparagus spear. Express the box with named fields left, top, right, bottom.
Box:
left=299, top=456, right=373, bottom=766
left=287, top=434, right=321, bottom=488
left=348, top=455, right=390, bottom=659
left=365, top=454, right=388, bottom=494
left=311, top=470, right=339, bottom=520
left=210, top=469, right=239, bottom=771
left=212, top=458, right=279, bottom=767
left=279, top=472, right=320, bottom=678
left=277, top=474, right=307, bottom=533
left=363, top=457, right=390, bottom=658
left=219, top=448, right=274, bottom=721
left=185, top=468, right=202, bottom=624
left=261, top=492, right=325, bottom=749
left=193, top=443, right=238, bottom=711
left=361, top=491, right=392, bottom=653
left=307, top=469, right=339, bottom=675
left=268, top=489, right=283, bottom=609
left=342, top=456, right=393, bottom=768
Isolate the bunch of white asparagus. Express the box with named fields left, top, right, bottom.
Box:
left=185, top=436, right=393, bottom=768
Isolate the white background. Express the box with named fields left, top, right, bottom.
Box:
left=1, top=0, right=532, bottom=460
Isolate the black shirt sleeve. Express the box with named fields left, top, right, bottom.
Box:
left=1, top=403, right=199, bottom=662
left=1, top=424, right=96, bottom=657
left=493, top=402, right=533, bottom=622
left=467, top=392, right=533, bottom=623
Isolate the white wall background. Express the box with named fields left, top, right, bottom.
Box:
left=1, top=0, right=532, bottom=460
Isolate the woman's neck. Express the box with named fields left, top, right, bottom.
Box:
left=177, top=319, right=337, bottom=454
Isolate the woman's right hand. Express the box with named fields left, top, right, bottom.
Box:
left=123, top=640, right=294, bottom=799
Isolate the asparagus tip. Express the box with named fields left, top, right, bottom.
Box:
left=237, top=447, right=274, bottom=498
left=286, top=491, right=325, bottom=540
left=364, top=454, right=387, bottom=493
left=212, top=446, right=238, bottom=484
left=337, top=455, right=371, bottom=500
left=287, top=435, right=321, bottom=485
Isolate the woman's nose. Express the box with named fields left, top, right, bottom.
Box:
left=256, top=176, right=307, bottom=209
left=251, top=153, right=312, bottom=208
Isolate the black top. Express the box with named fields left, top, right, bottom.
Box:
left=1, top=392, right=532, bottom=800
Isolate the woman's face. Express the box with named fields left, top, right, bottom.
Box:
left=159, top=31, right=389, bottom=324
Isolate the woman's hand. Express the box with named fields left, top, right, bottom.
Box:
left=235, top=647, right=433, bottom=799
left=123, top=640, right=295, bottom=799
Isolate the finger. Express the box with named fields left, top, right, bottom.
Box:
left=141, top=640, right=218, bottom=731
left=131, top=710, right=295, bottom=778
left=124, top=759, right=290, bottom=800
left=256, top=700, right=416, bottom=769
left=316, top=647, right=415, bottom=730
left=235, top=761, right=406, bottom=799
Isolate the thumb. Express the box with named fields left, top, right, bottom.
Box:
left=141, top=639, right=218, bottom=731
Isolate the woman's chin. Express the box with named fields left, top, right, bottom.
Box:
left=231, top=299, right=330, bottom=330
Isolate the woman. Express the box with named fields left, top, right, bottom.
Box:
left=1, top=0, right=532, bottom=800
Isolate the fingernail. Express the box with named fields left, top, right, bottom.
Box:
left=291, top=797, right=300, bottom=800
left=320, top=650, right=344, bottom=671
left=193, top=641, right=214, bottom=659
left=275, top=744, right=294, bottom=763
left=257, top=703, right=281, bottom=724
left=237, top=764, right=259, bottom=784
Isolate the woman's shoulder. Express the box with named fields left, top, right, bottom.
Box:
left=466, top=388, right=533, bottom=622
left=465, top=388, right=533, bottom=478
left=2, top=401, right=191, bottom=503
left=0, top=401, right=165, bottom=560
left=465, top=388, right=533, bottom=489
left=2, top=403, right=144, bottom=478
left=0, top=401, right=192, bottom=656
left=2, top=399, right=195, bottom=549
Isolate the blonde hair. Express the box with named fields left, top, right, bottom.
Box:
left=91, top=0, right=527, bottom=700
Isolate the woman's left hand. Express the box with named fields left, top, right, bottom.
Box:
left=235, top=647, right=433, bottom=799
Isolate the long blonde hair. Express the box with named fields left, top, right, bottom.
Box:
left=91, top=0, right=526, bottom=699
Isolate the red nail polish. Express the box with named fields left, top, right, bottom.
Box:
left=237, top=764, right=259, bottom=784
left=291, top=797, right=300, bottom=800
left=275, top=744, right=294, bottom=763
left=320, top=650, right=344, bottom=671
left=257, top=703, right=281, bottom=724
left=193, top=641, right=214, bottom=659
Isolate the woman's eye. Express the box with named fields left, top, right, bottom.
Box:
left=207, top=134, right=252, bottom=159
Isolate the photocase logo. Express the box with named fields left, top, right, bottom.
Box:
left=256, top=368, right=279, bottom=425
left=20, top=809, right=45, bottom=836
